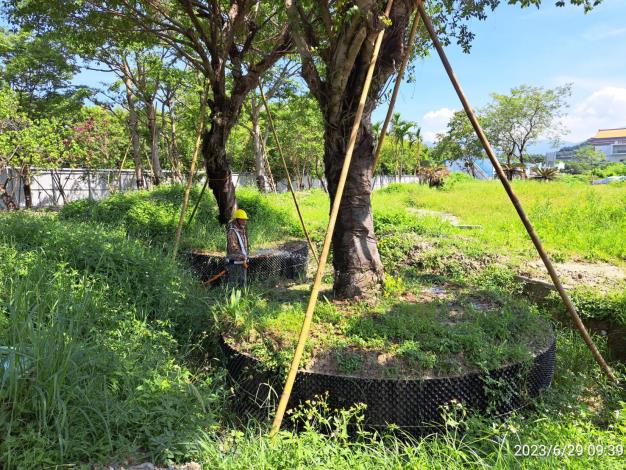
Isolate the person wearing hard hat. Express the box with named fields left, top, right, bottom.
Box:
left=225, top=208, right=249, bottom=287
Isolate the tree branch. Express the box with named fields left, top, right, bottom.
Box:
left=284, top=0, right=323, bottom=101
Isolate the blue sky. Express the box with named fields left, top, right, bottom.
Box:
left=375, top=0, right=626, bottom=147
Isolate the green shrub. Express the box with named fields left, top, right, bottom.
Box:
left=554, top=288, right=626, bottom=326
left=60, top=185, right=298, bottom=252
left=441, top=171, right=474, bottom=191
left=556, top=173, right=590, bottom=184
left=592, top=163, right=626, bottom=178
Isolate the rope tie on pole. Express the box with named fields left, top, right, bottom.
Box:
left=269, top=0, right=395, bottom=437
left=415, top=1, right=617, bottom=383
left=258, top=80, right=320, bottom=265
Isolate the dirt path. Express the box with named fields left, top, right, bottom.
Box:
left=406, top=207, right=482, bottom=229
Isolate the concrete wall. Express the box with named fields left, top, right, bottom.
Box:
left=1, top=168, right=425, bottom=210
left=0, top=168, right=155, bottom=209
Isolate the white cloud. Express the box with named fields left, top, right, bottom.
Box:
left=421, top=107, right=456, bottom=142
left=563, top=86, right=626, bottom=142
left=583, top=26, right=626, bottom=41
left=418, top=88, right=626, bottom=146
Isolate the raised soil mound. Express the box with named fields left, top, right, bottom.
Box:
left=216, top=281, right=556, bottom=430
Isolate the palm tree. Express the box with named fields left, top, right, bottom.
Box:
left=408, top=126, right=423, bottom=178
left=531, top=166, right=559, bottom=181
left=501, top=163, right=525, bottom=181
left=390, top=113, right=414, bottom=182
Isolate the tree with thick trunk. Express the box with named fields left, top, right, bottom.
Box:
left=6, top=1, right=292, bottom=223
left=110, top=1, right=293, bottom=223
left=285, top=0, right=416, bottom=297
left=286, top=0, right=543, bottom=297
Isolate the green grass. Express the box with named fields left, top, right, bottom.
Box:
left=217, top=278, right=552, bottom=378
left=374, top=179, right=626, bottom=262
left=60, top=185, right=301, bottom=252
left=0, top=214, right=226, bottom=467
left=3, top=179, right=626, bottom=468
left=60, top=179, right=626, bottom=263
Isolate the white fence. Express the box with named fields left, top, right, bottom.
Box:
left=0, top=168, right=159, bottom=209
left=1, top=167, right=422, bottom=210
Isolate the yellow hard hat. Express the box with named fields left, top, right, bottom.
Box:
left=232, top=208, right=248, bottom=220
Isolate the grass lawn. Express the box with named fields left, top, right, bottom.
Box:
left=2, top=178, right=625, bottom=469
left=373, top=179, right=626, bottom=263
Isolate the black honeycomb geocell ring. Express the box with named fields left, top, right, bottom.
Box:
left=186, top=241, right=309, bottom=282
left=219, top=333, right=556, bottom=430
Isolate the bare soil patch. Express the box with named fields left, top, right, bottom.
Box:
left=519, top=260, right=626, bottom=293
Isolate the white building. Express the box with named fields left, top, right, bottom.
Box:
left=545, top=127, right=626, bottom=166
left=587, top=128, right=626, bottom=163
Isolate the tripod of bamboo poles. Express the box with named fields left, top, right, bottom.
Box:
left=269, top=0, right=616, bottom=437
left=171, top=82, right=209, bottom=260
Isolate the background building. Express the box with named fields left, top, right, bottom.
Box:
left=545, top=127, right=626, bottom=166
left=588, top=128, right=626, bottom=163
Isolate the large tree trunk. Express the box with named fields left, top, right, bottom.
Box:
left=201, top=114, right=237, bottom=224
left=123, top=74, right=144, bottom=189
left=147, top=102, right=162, bottom=185
left=310, top=1, right=413, bottom=298
left=323, top=97, right=384, bottom=298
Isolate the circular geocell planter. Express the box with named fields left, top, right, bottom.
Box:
left=187, top=240, right=309, bottom=284
left=219, top=333, right=556, bottom=431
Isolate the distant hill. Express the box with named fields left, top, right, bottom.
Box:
left=528, top=140, right=580, bottom=155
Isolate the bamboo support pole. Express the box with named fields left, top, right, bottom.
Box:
left=258, top=126, right=277, bottom=192
left=270, top=0, right=395, bottom=437
left=372, top=8, right=421, bottom=173
left=116, top=143, right=131, bottom=191
left=187, top=176, right=209, bottom=227
left=258, top=82, right=320, bottom=265
left=416, top=2, right=618, bottom=383
left=171, top=84, right=209, bottom=261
